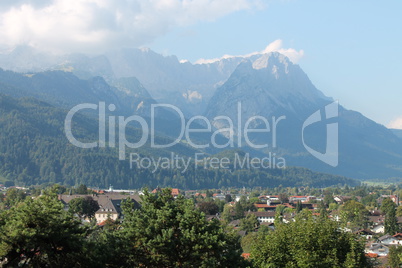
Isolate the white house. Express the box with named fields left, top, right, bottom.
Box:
left=378, top=234, right=399, bottom=245
left=365, top=244, right=389, bottom=257
left=372, top=224, right=385, bottom=234
left=289, top=196, right=308, bottom=203
left=247, top=211, right=276, bottom=223
left=59, top=193, right=141, bottom=224
left=266, top=195, right=279, bottom=205
left=354, top=229, right=374, bottom=240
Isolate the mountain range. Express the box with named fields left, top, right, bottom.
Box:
left=0, top=93, right=357, bottom=188
left=0, top=46, right=401, bottom=185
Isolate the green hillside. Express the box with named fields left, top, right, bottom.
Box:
left=0, top=94, right=359, bottom=188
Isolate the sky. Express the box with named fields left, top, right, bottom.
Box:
left=0, top=0, right=401, bottom=127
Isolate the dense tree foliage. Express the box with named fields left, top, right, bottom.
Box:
left=0, top=187, right=250, bottom=267
left=388, top=245, right=402, bottom=268
left=250, top=210, right=370, bottom=268
left=120, top=189, right=248, bottom=267
left=381, top=198, right=397, bottom=215
left=339, top=200, right=369, bottom=230
left=382, top=198, right=399, bottom=235
left=75, top=184, right=89, bottom=194
left=0, top=192, right=89, bottom=267
left=68, top=196, right=100, bottom=220
left=3, top=188, right=26, bottom=207
left=240, top=213, right=259, bottom=233
left=197, top=201, right=219, bottom=215
left=241, top=227, right=271, bottom=254
left=0, top=184, right=384, bottom=267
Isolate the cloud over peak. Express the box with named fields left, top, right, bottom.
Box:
left=195, top=39, right=305, bottom=64
left=0, top=0, right=262, bottom=54
left=388, top=116, right=402, bottom=130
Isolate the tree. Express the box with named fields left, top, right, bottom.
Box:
left=250, top=210, right=369, bottom=268
left=361, top=194, right=378, bottom=207
left=241, top=232, right=259, bottom=253
left=120, top=188, right=249, bottom=267
left=75, top=184, right=88, bottom=194
left=4, top=188, right=26, bottom=207
left=381, top=198, right=397, bottom=215
left=234, top=201, right=245, bottom=220
left=49, top=184, right=67, bottom=195
left=84, top=220, right=127, bottom=267
left=229, top=195, right=257, bottom=221
left=329, top=202, right=339, bottom=211
left=339, top=200, right=369, bottom=230
left=278, top=192, right=289, bottom=204
left=69, top=196, right=100, bottom=220
left=197, top=201, right=219, bottom=215
left=241, top=225, right=271, bottom=253
left=385, top=204, right=399, bottom=235
left=274, top=204, right=286, bottom=224
left=295, top=200, right=302, bottom=213
left=214, top=199, right=226, bottom=213
left=0, top=192, right=90, bottom=267
left=318, top=200, right=329, bottom=219
left=388, top=245, right=402, bottom=268
left=381, top=198, right=399, bottom=235
left=221, top=203, right=234, bottom=223
left=396, top=206, right=402, bottom=217
left=225, top=194, right=232, bottom=203
left=324, top=194, right=336, bottom=206
left=240, top=213, right=259, bottom=233
left=205, top=189, right=213, bottom=198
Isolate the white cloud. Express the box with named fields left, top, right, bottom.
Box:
left=388, top=116, right=402, bottom=129
left=0, top=0, right=262, bottom=54
left=195, top=39, right=305, bottom=64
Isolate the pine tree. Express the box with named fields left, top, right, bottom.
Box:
left=385, top=205, right=399, bottom=235
left=120, top=188, right=249, bottom=267
left=296, top=200, right=302, bottom=213
left=382, top=198, right=399, bottom=235
left=0, top=192, right=90, bottom=267
left=234, top=202, right=245, bottom=219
